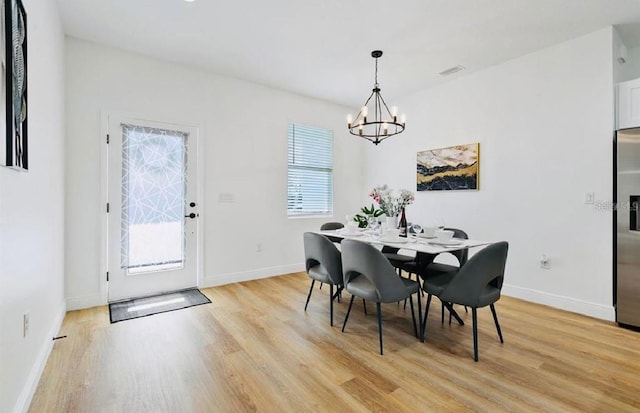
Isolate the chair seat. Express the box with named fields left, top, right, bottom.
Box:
left=424, top=262, right=459, bottom=276
left=422, top=272, right=455, bottom=296
left=307, top=265, right=333, bottom=284
left=397, top=252, right=438, bottom=275
left=383, top=252, right=415, bottom=264
left=475, top=285, right=501, bottom=308
left=345, top=275, right=377, bottom=301
left=346, top=274, right=420, bottom=303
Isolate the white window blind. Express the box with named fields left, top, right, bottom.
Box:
left=287, top=123, right=333, bottom=216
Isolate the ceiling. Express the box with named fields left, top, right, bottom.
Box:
left=56, top=0, right=640, bottom=108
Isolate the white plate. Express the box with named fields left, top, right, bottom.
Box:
left=428, top=238, right=464, bottom=246
left=416, top=233, right=436, bottom=239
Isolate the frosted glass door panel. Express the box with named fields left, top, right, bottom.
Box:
left=121, top=124, right=187, bottom=274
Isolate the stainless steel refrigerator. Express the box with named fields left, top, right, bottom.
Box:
left=615, top=127, right=640, bottom=329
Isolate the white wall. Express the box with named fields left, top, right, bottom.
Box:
left=620, top=46, right=640, bottom=82
left=0, top=0, right=66, bottom=411
left=613, top=28, right=640, bottom=83
left=363, top=28, right=615, bottom=320
left=65, top=38, right=364, bottom=309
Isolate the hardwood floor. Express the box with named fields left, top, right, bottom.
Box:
left=30, top=273, right=640, bottom=412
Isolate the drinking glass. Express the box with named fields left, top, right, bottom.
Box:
left=367, top=215, right=379, bottom=237
left=411, top=223, right=422, bottom=235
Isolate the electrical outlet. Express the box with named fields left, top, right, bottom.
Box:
left=23, top=312, right=29, bottom=337
left=585, top=192, right=595, bottom=204
left=540, top=254, right=550, bottom=270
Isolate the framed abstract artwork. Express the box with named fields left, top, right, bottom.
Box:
left=1, top=0, right=27, bottom=170
left=417, top=143, right=479, bottom=191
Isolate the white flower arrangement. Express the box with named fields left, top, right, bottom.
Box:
left=369, top=184, right=415, bottom=217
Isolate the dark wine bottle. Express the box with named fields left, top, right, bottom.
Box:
left=399, top=208, right=408, bottom=237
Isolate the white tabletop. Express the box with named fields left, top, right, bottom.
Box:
left=317, top=229, right=491, bottom=254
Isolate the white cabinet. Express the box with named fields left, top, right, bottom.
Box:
left=618, top=78, right=640, bottom=130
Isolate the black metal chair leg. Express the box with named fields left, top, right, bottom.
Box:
left=409, top=295, right=417, bottom=338
left=319, top=282, right=323, bottom=289
left=441, top=302, right=445, bottom=323
left=421, top=294, right=432, bottom=338
left=472, top=307, right=479, bottom=362
left=417, top=290, right=423, bottom=342
left=304, top=280, right=315, bottom=311
left=490, top=304, right=504, bottom=343
left=342, top=295, right=355, bottom=332
left=329, top=284, right=334, bottom=326
left=376, top=302, right=384, bottom=355
left=363, top=299, right=368, bottom=315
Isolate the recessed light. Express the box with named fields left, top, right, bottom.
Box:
left=184, top=0, right=196, bottom=2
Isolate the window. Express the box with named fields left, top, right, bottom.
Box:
left=287, top=123, right=333, bottom=216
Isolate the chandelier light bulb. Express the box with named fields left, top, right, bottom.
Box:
left=361, top=106, right=368, bottom=117
left=391, top=106, right=398, bottom=117
left=400, top=114, right=406, bottom=124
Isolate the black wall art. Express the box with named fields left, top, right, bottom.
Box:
left=1, top=0, right=27, bottom=170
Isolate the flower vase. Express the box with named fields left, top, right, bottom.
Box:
left=385, top=215, right=399, bottom=229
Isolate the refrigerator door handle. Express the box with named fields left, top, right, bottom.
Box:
left=631, top=196, right=640, bottom=231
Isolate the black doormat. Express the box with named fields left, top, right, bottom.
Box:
left=109, top=288, right=211, bottom=323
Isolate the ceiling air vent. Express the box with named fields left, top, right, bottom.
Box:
left=439, top=65, right=465, bottom=76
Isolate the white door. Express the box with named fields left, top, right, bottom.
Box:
left=107, top=115, right=199, bottom=301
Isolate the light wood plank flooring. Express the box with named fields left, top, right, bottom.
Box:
left=30, top=273, right=640, bottom=412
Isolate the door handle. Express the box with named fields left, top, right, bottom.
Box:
left=184, top=213, right=198, bottom=219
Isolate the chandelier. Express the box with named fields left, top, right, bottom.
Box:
left=347, top=50, right=405, bottom=145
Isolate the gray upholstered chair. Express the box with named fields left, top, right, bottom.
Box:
left=320, top=221, right=345, bottom=244
left=320, top=222, right=344, bottom=230
left=401, top=228, right=469, bottom=277
left=425, top=228, right=469, bottom=274
left=401, top=228, right=469, bottom=322
left=303, top=232, right=343, bottom=326
left=340, top=239, right=422, bottom=355
left=421, top=241, right=509, bottom=361
left=381, top=246, right=415, bottom=275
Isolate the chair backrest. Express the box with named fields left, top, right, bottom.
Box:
left=320, top=222, right=344, bottom=230
left=439, top=241, right=509, bottom=307
left=443, top=227, right=469, bottom=266
left=303, top=232, right=343, bottom=285
left=341, top=239, right=411, bottom=302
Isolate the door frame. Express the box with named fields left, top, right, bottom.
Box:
left=99, top=110, right=204, bottom=303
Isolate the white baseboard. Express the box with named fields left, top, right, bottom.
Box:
left=502, top=283, right=615, bottom=321
left=13, top=301, right=66, bottom=413
left=66, top=293, right=105, bottom=311
left=201, top=263, right=305, bottom=288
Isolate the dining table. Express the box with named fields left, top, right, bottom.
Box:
left=316, top=227, right=493, bottom=326
left=316, top=228, right=491, bottom=255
